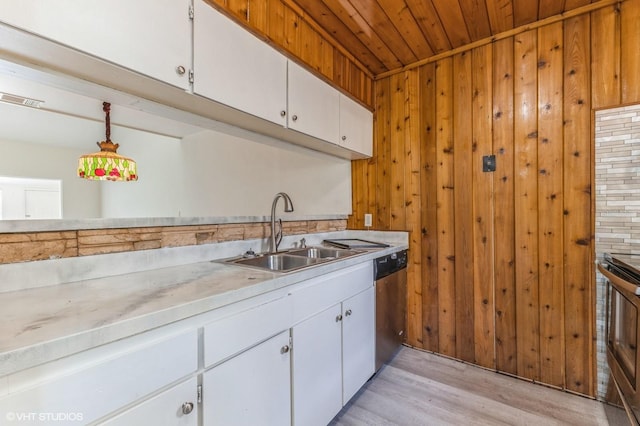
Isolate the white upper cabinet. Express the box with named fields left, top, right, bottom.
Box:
left=0, top=0, right=372, bottom=159
left=193, top=1, right=287, bottom=126
left=0, top=0, right=192, bottom=89
left=339, top=95, right=374, bottom=157
left=288, top=61, right=372, bottom=158
left=287, top=60, right=341, bottom=144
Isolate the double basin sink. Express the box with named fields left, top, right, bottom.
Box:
left=222, top=246, right=364, bottom=273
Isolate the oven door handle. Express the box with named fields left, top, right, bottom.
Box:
left=597, top=262, right=640, bottom=296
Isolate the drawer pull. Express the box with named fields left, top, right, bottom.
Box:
left=182, top=402, right=194, bottom=415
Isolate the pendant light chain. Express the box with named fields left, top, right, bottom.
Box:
left=103, top=102, right=111, bottom=142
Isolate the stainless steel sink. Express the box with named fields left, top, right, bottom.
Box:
left=285, top=247, right=362, bottom=259
left=229, top=253, right=322, bottom=272
left=221, top=246, right=364, bottom=273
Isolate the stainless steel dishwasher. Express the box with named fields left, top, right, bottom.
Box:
left=374, top=250, right=408, bottom=371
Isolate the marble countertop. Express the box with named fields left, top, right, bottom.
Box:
left=0, top=231, right=408, bottom=377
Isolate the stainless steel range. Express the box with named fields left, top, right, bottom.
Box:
left=599, top=253, right=640, bottom=425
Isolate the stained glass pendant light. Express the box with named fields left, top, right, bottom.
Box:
left=77, top=102, right=138, bottom=181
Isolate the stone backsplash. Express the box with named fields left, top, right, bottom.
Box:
left=0, top=219, right=347, bottom=264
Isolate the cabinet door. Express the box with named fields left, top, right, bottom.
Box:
left=98, top=377, right=198, bottom=426
left=339, top=94, right=373, bottom=157
left=202, top=330, right=291, bottom=426
left=292, top=303, right=343, bottom=426
left=0, top=330, right=197, bottom=424
left=342, top=286, right=376, bottom=403
left=0, top=0, right=191, bottom=89
left=287, top=60, right=340, bottom=143
left=193, top=0, right=287, bottom=126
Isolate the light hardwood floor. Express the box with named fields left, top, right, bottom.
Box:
left=331, top=346, right=628, bottom=425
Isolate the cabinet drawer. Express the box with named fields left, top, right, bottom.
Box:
left=98, top=377, right=198, bottom=426
left=0, top=330, right=197, bottom=424
left=291, top=262, right=373, bottom=324
left=203, top=296, right=292, bottom=368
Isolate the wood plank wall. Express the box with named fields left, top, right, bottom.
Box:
left=348, top=0, right=640, bottom=397
left=204, top=0, right=374, bottom=108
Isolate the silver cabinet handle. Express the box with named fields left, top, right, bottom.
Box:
left=280, top=110, right=286, bottom=117
left=336, top=314, right=343, bottom=322
left=342, top=135, right=347, bottom=141
left=292, top=115, right=298, bottom=122
left=281, top=345, right=290, bottom=354
left=176, top=65, right=186, bottom=75
left=181, top=402, right=194, bottom=415
left=345, top=309, right=352, bottom=316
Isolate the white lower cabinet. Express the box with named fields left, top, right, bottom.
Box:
left=0, top=330, right=198, bottom=426
left=292, top=282, right=375, bottom=426
left=200, top=294, right=292, bottom=426
left=292, top=304, right=344, bottom=426
left=99, top=377, right=198, bottom=426
left=0, top=260, right=378, bottom=426
left=342, top=287, right=376, bottom=403
left=202, top=330, right=291, bottom=426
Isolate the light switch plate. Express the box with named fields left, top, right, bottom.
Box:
left=483, top=154, right=496, bottom=172
left=364, top=213, right=372, bottom=227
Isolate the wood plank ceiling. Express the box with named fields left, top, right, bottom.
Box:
left=291, top=0, right=601, bottom=76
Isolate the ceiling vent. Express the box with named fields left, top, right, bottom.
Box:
left=0, top=92, right=43, bottom=108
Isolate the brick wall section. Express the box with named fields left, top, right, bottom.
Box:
left=595, top=103, right=640, bottom=399
left=0, top=219, right=347, bottom=264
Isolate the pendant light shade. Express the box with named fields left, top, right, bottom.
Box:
left=77, top=102, right=138, bottom=181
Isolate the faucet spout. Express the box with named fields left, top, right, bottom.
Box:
left=270, top=192, right=294, bottom=253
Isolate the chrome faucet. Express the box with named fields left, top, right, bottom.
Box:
left=270, top=192, right=294, bottom=253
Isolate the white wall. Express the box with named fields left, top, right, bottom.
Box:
left=0, top=127, right=352, bottom=220
left=99, top=128, right=184, bottom=218
left=180, top=129, right=352, bottom=217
